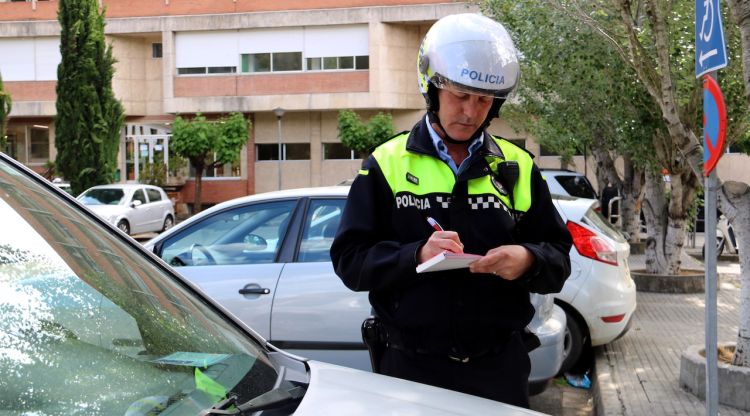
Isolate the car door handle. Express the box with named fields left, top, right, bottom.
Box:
left=239, top=284, right=271, bottom=295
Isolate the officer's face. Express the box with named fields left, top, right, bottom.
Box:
left=435, top=87, right=494, bottom=141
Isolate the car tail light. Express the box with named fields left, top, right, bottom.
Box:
left=566, top=221, right=618, bottom=266
left=601, top=314, right=626, bottom=323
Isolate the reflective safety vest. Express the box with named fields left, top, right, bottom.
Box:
left=370, top=132, right=535, bottom=214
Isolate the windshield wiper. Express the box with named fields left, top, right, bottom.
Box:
left=198, top=386, right=306, bottom=415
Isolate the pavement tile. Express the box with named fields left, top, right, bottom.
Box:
left=593, top=250, right=749, bottom=416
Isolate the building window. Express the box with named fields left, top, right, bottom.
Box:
left=355, top=55, right=369, bottom=69
left=539, top=144, right=559, bottom=157
left=242, top=53, right=270, bottom=73
left=188, top=153, right=241, bottom=178
left=177, top=67, right=206, bottom=75
left=241, top=52, right=301, bottom=73
left=29, top=127, right=50, bottom=162
left=207, top=66, right=236, bottom=74
left=177, top=66, right=236, bottom=75
left=256, top=144, right=280, bottom=161
left=284, top=143, right=310, bottom=160
left=273, top=52, right=302, bottom=72
left=507, top=138, right=525, bottom=149
left=255, top=143, right=310, bottom=160
left=152, top=43, right=163, bottom=58
left=305, top=55, right=369, bottom=71
left=323, top=143, right=361, bottom=160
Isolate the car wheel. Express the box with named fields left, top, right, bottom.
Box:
left=558, top=309, right=586, bottom=375
left=117, top=220, right=130, bottom=235
left=162, top=215, right=174, bottom=232
left=702, top=236, right=725, bottom=259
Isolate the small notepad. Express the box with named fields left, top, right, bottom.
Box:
left=416, top=251, right=482, bottom=273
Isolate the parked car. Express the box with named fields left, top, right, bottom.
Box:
left=78, top=183, right=175, bottom=235
left=0, top=152, right=546, bottom=415
left=552, top=195, right=636, bottom=373
left=541, top=169, right=598, bottom=201
left=51, top=177, right=73, bottom=194
left=144, top=186, right=566, bottom=393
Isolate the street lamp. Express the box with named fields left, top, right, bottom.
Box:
left=273, top=107, right=285, bottom=190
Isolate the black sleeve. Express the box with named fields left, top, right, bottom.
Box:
left=515, top=165, right=573, bottom=294
left=330, top=156, right=424, bottom=293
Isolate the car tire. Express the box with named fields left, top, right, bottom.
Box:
left=117, top=220, right=130, bottom=235
left=702, top=236, right=724, bottom=259
left=162, top=215, right=174, bottom=232
left=558, top=309, right=586, bottom=375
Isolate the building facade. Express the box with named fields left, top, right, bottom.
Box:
left=3, top=0, right=749, bottom=214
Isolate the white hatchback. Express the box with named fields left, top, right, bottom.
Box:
left=78, top=184, right=175, bottom=236
left=144, top=186, right=566, bottom=394
left=553, top=196, right=637, bottom=373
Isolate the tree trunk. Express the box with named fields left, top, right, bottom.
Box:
left=718, top=181, right=750, bottom=367
left=191, top=160, right=205, bottom=214
left=620, top=156, right=645, bottom=244
left=642, top=169, right=668, bottom=273
left=590, top=146, right=645, bottom=243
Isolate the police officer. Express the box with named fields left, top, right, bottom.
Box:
left=330, top=13, right=572, bottom=407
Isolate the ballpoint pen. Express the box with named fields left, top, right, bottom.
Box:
left=426, top=216, right=444, bottom=232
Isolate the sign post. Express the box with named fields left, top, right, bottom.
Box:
left=696, top=1, right=727, bottom=414
left=701, top=73, right=726, bottom=416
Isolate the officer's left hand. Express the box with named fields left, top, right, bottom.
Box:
left=469, top=245, right=535, bottom=280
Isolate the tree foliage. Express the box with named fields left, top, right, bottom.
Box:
left=54, top=0, right=124, bottom=196
left=482, top=0, right=748, bottom=275
left=170, top=112, right=249, bottom=213
left=337, top=110, right=394, bottom=158
left=0, top=72, right=11, bottom=151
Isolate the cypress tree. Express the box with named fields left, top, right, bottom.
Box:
left=55, top=0, right=124, bottom=195
left=0, top=72, right=11, bottom=151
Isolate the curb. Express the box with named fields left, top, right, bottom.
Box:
left=593, top=345, right=626, bottom=416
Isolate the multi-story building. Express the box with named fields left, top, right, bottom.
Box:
left=3, top=0, right=748, bottom=214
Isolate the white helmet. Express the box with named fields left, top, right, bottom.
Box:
left=418, top=13, right=520, bottom=113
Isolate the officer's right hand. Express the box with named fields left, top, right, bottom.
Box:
left=417, top=231, right=464, bottom=264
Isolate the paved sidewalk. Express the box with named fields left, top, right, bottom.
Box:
left=594, top=249, right=748, bottom=416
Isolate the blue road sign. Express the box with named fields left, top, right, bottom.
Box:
left=696, top=0, right=728, bottom=78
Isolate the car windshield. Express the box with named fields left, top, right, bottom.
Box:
left=79, top=187, right=126, bottom=205
left=0, top=157, right=280, bottom=415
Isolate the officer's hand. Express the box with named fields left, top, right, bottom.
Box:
left=417, top=231, right=464, bottom=264
left=469, top=245, right=535, bottom=280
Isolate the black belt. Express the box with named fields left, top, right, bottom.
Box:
left=380, top=324, right=516, bottom=363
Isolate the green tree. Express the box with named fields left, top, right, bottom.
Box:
left=337, top=110, right=394, bottom=159
left=483, top=0, right=747, bottom=276
left=482, top=0, right=661, bottom=243
left=0, top=72, right=11, bottom=151
left=170, top=112, right=249, bottom=213
left=55, top=0, right=124, bottom=196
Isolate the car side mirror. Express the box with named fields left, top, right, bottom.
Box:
left=131, top=200, right=143, bottom=208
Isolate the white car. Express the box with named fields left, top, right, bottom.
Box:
left=78, top=184, right=175, bottom=235
left=552, top=195, right=636, bottom=373
left=144, top=186, right=566, bottom=394
left=0, top=152, right=544, bottom=416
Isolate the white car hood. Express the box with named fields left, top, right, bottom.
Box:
left=296, top=360, right=544, bottom=415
